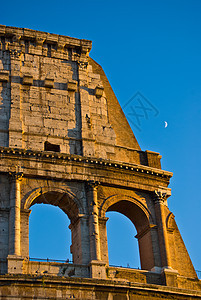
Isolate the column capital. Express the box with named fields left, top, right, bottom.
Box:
left=9, top=172, right=24, bottom=182
left=86, top=180, right=100, bottom=190
left=36, top=37, right=46, bottom=46
left=154, top=190, right=168, bottom=205
left=78, top=60, right=88, bottom=70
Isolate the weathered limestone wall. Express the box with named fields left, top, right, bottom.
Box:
left=0, top=175, right=9, bottom=274
left=0, top=275, right=201, bottom=299
left=0, top=25, right=163, bottom=166
left=167, top=217, right=197, bottom=278
left=0, top=145, right=198, bottom=287
left=0, top=25, right=200, bottom=296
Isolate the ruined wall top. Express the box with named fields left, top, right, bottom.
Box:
left=0, top=25, right=161, bottom=168
left=0, top=25, right=92, bottom=55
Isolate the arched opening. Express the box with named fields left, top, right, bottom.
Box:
left=106, top=211, right=140, bottom=268
left=104, top=198, right=155, bottom=271
left=29, top=204, right=71, bottom=261
left=29, top=191, right=80, bottom=224
left=23, top=189, right=88, bottom=264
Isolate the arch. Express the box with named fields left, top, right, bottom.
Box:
left=101, top=194, right=156, bottom=271
left=100, top=194, right=153, bottom=234
left=23, top=186, right=84, bottom=223
left=166, top=212, right=176, bottom=232
left=21, top=186, right=89, bottom=265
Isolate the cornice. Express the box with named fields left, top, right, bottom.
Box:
left=0, top=147, right=173, bottom=179
left=0, top=24, right=92, bottom=55
left=0, top=274, right=201, bottom=298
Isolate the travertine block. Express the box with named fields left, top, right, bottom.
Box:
left=7, top=255, right=24, bottom=274
left=0, top=70, right=9, bottom=82
left=95, top=86, right=104, bottom=98
left=67, top=80, right=77, bottom=91
left=44, top=77, right=54, bottom=88
left=22, top=75, right=33, bottom=85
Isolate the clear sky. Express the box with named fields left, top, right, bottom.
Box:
left=1, top=0, right=201, bottom=270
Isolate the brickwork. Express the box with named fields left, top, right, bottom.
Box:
left=0, top=25, right=200, bottom=298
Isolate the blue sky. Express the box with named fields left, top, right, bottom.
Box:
left=2, top=0, right=201, bottom=270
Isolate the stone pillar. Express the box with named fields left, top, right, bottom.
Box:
left=79, top=214, right=91, bottom=264
left=8, top=172, right=23, bottom=256
left=154, top=191, right=179, bottom=286
left=86, top=181, right=101, bottom=261
left=9, top=49, right=23, bottom=148
left=78, top=60, right=96, bottom=157
left=70, top=214, right=91, bottom=265
left=20, top=209, right=31, bottom=258
left=154, top=190, right=171, bottom=269
left=98, top=216, right=109, bottom=264
left=135, top=224, right=158, bottom=271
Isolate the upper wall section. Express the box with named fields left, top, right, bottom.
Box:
left=0, top=25, right=161, bottom=168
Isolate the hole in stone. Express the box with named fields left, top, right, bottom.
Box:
left=47, top=44, right=51, bottom=57
left=25, top=40, right=29, bottom=54
left=44, top=141, right=60, bottom=152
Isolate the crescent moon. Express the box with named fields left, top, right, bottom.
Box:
left=164, top=121, right=168, bottom=128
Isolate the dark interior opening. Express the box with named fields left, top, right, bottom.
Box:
left=44, top=141, right=60, bottom=152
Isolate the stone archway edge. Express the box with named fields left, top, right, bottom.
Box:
left=23, top=186, right=83, bottom=212
left=99, top=193, right=153, bottom=222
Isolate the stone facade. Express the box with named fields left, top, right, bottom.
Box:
left=0, top=25, right=200, bottom=299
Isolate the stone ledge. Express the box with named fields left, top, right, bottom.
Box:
left=0, top=147, right=172, bottom=179
left=0, top=24, right=92, bottom=55
left=22, top=74, right=33, bottom=85
left=95, top=85, right=104, bottom=98
left=0, top=274, right=201, bottom=297
left=44, top=77, right=54, bottom=88
left=67, top=80, right=77, bottom=91
left=0, top=70, right=9, bottom=82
